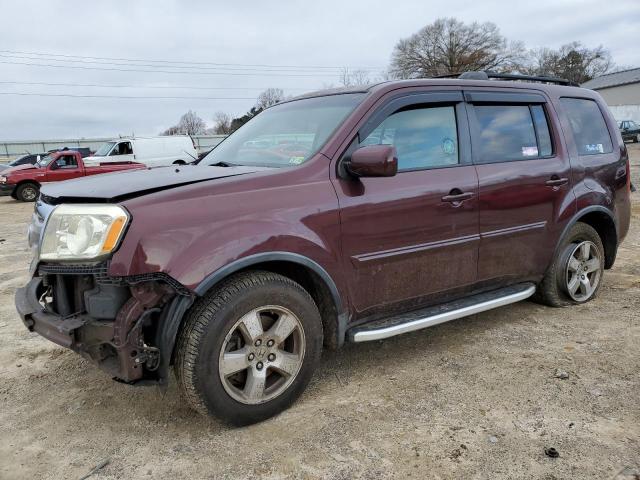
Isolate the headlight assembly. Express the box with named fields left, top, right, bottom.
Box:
left=40, top=204, right=129, bottom=261
left=0, top=175, right=7, bottom=184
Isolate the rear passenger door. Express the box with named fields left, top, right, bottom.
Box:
left=466, top=90, right=575, bottom=284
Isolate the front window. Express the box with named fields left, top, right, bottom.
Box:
left=95, top=142, right=116, bottom=157
left=200, top=94, right=365, bottom=168
left=37, top=155, right=55, bottom=167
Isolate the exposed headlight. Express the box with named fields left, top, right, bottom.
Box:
left=0, top=175, right=7, bottom=184
left=40, top=204, right=129, bottom=261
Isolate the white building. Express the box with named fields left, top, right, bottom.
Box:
left=582, top=68, right=640, bottom=123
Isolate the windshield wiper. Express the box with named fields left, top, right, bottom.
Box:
left=210, top=161, right=237, bottom=167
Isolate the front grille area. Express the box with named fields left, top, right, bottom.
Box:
left=38, top=262, right=191, bottom=296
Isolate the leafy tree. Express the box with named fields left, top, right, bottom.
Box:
left=389, top=18, right=525, bottom=78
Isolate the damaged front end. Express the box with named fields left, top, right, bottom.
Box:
left=15, top=263, right=192, bottom=384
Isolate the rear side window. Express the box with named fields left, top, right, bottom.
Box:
left=473, top=104, right=553, bottom=163
left=361, top=105, right=459, bottom=171
left=560, top=98, right=613, bottom=155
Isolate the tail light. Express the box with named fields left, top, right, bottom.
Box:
left=622, top=144, right=631, bottom=193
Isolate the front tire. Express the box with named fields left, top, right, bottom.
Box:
left=15, top=182, right=39, bottom=202
left=536, top=223, right=605, bottom=307
left=174, top=271, right=323, bottom=425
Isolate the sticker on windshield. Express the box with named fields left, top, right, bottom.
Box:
left=522, top=146, right=539, bottom=157
left=585, top=144, right=604, bottom=154
left=289, top=156, right=305, bottom=165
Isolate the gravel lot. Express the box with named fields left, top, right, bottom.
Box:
left=1, top=146, right=639, bottom=480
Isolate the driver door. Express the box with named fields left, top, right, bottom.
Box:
left=46, top=154, right=80, bottom=182
left=109, top=141, right=134, bottom=162
left=333, top=91, right=480, bottom=318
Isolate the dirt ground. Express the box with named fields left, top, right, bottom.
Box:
left=1, top=146, right=639, bottom=480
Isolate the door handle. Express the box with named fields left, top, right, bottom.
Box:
left=441, top=191, right=474, bottom=204
left=545, top=176, right=569, bottom=187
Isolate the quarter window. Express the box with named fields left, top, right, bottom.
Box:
left=473, top=104, right=553, bottom=163
left=361, top=106, right=459, bottom=171
left=560, top=98, right=613, bottom=155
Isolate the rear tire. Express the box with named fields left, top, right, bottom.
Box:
left=15, top=182, right=39, bottom=202
left=536, top=222, right=605, bottom=307
left=174, top=271, right=323, bottom=425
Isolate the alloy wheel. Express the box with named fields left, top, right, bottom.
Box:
left=22, top=186, right=37, bottom=201
left=218, top=305, right=305, bottom=405
left=565, top=240, right=601, bottom=302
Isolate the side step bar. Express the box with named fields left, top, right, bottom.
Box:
left=348, top=283, right=536, bottom=343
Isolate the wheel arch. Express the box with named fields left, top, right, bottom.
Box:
left=556, top=206, right=618, bottom=269
left=193, top=252, right=348, bottom=350
left=156, top=252, right=348, bottom=386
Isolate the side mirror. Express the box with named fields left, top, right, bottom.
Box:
left=347, top=145, right=398, bottom=178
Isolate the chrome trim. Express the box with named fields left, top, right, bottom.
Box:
left=351, top=284, right=537, bottom=342
left=351, top=233, right=480, bottom=265
left=481, top=221, right=547, bottom=238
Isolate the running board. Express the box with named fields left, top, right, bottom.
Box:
left=348, top=283, right=536, bottom=343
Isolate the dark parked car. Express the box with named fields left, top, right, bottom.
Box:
left=619, top=120, right=640, bottom=142
left=0, top=153, right=47, bottom=172
left=16, top=72, right=632, bottom=425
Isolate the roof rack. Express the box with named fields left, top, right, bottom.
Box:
left=436, top=70, right=578, bottom=87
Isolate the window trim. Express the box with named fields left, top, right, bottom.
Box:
left=337, top=91, right=472, bottom=175
left=467, top=102, right=556, bottom=165
left=559, top=96, right=614, bottom=157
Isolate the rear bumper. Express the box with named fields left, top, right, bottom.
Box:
left=0, top=183, right=14, bottom=196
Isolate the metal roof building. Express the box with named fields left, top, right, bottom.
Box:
left=582, top=68, right=640, bottom=123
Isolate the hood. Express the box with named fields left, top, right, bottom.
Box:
left=40, top=164, right=270, bottom=203
left=1, top=163, right=38, bottom=175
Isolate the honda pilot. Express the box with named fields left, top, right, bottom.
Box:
left=16, top=72, right=632, bottom=425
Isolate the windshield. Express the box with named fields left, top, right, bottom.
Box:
left=200, top=93, right=365, bottom=168
left=36, top=154, right=55, bottom=167
left=95, top=141, right=116, bottom=157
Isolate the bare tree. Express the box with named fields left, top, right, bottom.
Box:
left=256, top=88, right=285, bottom=110
left=162, top=110, right=207, bottom=136
left=339, top=68, right=371, bottom=87
left=389, top=18, right=525, bottom=78
left=523, top=42, right=613, bottom=84
left=212, top=111, right=232, bottom=135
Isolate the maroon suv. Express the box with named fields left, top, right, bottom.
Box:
left=16, top=72, right=632, bottom=424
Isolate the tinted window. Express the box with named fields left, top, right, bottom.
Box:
left=560, top=98, right=613, bottom=155
left=474, top=105, right=540, bottom=162
left=531, top=105, right=553, bottom=157
left=361, top=106, right=459, bottom=171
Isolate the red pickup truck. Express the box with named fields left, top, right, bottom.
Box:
left=0, top=150, right=144, bottom=201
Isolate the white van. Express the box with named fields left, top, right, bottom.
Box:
left=84, top=136, right=197, bottom=167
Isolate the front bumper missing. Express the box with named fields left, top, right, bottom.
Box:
left=15, top=275, right=177, bottom=383
left=15, top=277, right=85, bottom=347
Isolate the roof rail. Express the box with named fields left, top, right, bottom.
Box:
left=435, top=70, right=578, bottom=87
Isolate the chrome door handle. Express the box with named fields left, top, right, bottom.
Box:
left=545, top=177, right=569, bottom=187
left=441, top=192, right=474, bottom=203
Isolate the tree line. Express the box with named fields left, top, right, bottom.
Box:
left=162, top=17, right=620, bottom=137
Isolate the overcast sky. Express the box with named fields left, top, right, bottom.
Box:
left=0, top=0, right=638, bottom=140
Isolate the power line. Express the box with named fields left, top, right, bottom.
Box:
left=0, top=49, right=384, bottom=71
left=0, top=92, right=256, bottom=100
left=0, top=59, right=344, bottom=77
left=0, top=80, right=309, bottom=91
left=0, top=53, right=376, bottom=74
